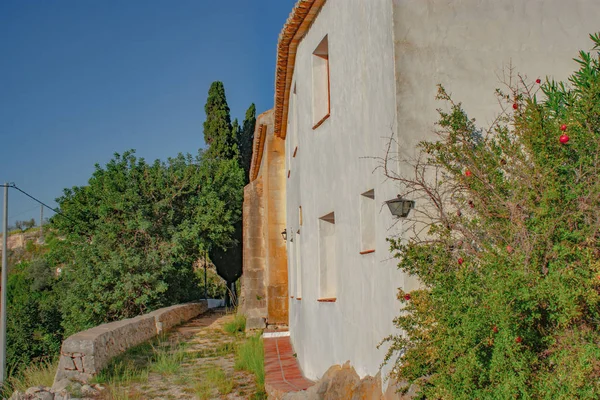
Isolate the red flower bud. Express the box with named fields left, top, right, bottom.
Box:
left=492, top=326, right=499, bottom=333
left=404, top=293, right=411, bottom=301
left=559, top=134, right=569, bottom=144
left=506, top=245, right=513, bottom=254
left=536, top=78, right=541, bottom=84
left=560, top=124, right=567, bottom=131
left=512, top=103, right=518, bottom=110
left=458, top=258, right=464, bottom=265
left=516, top=336, right=523, bottom=343
left=465, top=170, right=472, bottom=177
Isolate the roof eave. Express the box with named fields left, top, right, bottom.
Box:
left=274, top=0, right=326, bottom=140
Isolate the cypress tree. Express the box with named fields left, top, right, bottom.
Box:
left=202, top=81, right=245, bottom=306
left=232, top=118, right=240, bottom=156
left=203, top=81, right=237, bottom=158
left=238, top=103, right=256, bottom=182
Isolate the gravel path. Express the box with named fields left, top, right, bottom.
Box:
left=101, top=309, right=262, bottom=400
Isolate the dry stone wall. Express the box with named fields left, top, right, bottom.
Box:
left=53, top=301, right=207, bottom=386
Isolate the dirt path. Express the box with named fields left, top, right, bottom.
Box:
left=99, top=308, right=263, bottom=400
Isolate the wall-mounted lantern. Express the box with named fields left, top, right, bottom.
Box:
left=385, top=196, right=415, bottom=218
left=281, top=228, right=287, bottom=242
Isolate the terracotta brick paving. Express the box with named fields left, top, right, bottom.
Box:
left=264, top=335, right=314, bottom=394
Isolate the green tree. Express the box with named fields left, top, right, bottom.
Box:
left=238, top=103, right=256, bottom=182
left=201, top=82, right=247, bottom=306
left=6, top=260, right=63, bottom=373
left=15, top=218, right=35, bottom=232
left=382, top=34, right=600, bottom=399
left=203, top=81, right=237, bottom=159
left=50, top=150, right=243, bottom=335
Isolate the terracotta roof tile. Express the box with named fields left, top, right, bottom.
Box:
left=274, top=0, right=326, bottom=139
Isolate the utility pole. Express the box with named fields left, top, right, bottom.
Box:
left=39, top=205, right=44, bottom=243
left=0, top=184, right=8, bottom=386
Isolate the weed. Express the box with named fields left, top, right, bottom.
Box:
left=235, top=333, right=265, bottom=392
left=173, top=373, right=191, bottom=386
left=93, top=359, right=149, bottom=385
left=187, top=341, right=235, bottom=358
left=3, top=357, right=57, bottom=396
left=207, top=366, right=234, bottom=395
left=100, top=385, right=144, bottom=400
left=223, top=313, right=246, bottom=335
left=149, top=344, right=185, bottom=376
left=194, top=364, right=234, bottom=398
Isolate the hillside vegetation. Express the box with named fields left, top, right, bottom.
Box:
left=3, top=81, right=254, bottom=392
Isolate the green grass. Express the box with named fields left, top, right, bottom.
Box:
left=187, top=340, right=236, bottom=359
left=92, top=359, right=150, bottom=386
left=3, top=358, right=57, bottom=397
left=93, top=339, right=189, bottom=399
left=224, top=313, right=246, bottom=335
left=235, top=333, right=265, bottom=394
left=194, top=364, right=234, bottom=399
left=100, top=385, right=144, bottom=400
left=207, top=366, right=234, bottom=395
left=92, top=342, right=155, bottom=385
left=149, top=344, right=185, bottom=375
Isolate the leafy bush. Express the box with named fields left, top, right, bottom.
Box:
left=6, top=261, right=63, bottom=375
left=195, top=264, right=228, bottom=300
left=49, top=150, right=244, bottom=335
left=383, top=34, right=600, bottom=398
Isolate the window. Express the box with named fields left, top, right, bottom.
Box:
left=295, top=231, right=302, bottom=299
left=360, top=190, right=376, bottom=254
left=318, top=212, right=336, bottom=300
left=288, top=83, right=298, bottom=166
left=289, top=231, right=296, bottom=298
left=292, top=83, right=298, bottom=157
left=312, top=35, right=330, bottom=129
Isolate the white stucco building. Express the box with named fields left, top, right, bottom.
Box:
left=243, top=0, right=600, bottom=395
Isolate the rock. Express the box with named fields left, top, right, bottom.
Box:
left=26, top=386, right=45, bottom=395
left=67, top=382, right=82, bottom=397
left=280, top=363, right=412, bottom=400
left=323, top=362, right=360, bottom=400
left=80, top=385, right=96, bottom=397
left=9, top=391, right=25, bottom=400
left=93, top=384, right=105, bottom=391
left=53, top=391, right=71, bottom=400
left=351, top=373, right=382, bottom=400
left=33, top=392, right=54, bottom=400
left=51, top=379, right=71, bottom=392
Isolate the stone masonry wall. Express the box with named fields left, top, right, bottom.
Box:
left=53, top=301, right=207, bottom=386
left=241, top=177, right=268, bottom=329
left=242, top=108, right=289, bottom=328
left=265, top=130, right=288, bottom=325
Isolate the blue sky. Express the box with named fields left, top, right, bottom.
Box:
left=0, top=0, right=295, bottom=227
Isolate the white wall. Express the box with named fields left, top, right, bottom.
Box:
left=285, top=0, right=600, bottom=387
left=285, top=0, right=401, bottom=382
left=391, top=0, right=600, bottom=318
left=392, top=0, right=600, bottom=161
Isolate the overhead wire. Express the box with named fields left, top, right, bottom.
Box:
left=4, top=183, right=80, bottom=226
